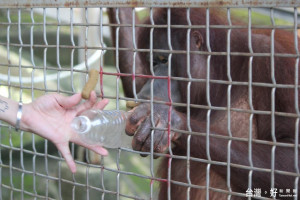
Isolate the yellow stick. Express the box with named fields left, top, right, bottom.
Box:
left=81, top=69, right=99, bottom=99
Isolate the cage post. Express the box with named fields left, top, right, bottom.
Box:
left=131, top=8, right=138, bottom=100
left=247, top=8, right=254, bottom=199
left=149, top=7, right=156, bottom=200
left=205, top=7, right=212, bottom=200
left=226, top=7, right=233, bottom=199
left=166, top=7, right=174, bottom=200
left=270, top=8, right=277, bottom=194
left=293, top=6, right=300, bottom=200
left=30, top=8, right=38, bottom=199
left=186, top=7, right=192, bottom=200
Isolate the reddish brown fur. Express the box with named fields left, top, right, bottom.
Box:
left=109, top=8, right=300, bottom=199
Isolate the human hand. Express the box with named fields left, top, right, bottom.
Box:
left=21, top=91, right=109, bottom=173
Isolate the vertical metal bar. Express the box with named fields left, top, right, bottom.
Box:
left=18, top=8, right=24, bottom=200
left=116, top=149, right=121, bottom=200
left=42, top=8, right=50, bottom=199
left=43, top=8, right=48, bottom=92
left=56, top=8, right=63, bottom=200
left=56, top=8, right=61, bottom=92
left=113, top=7, right=121, bottom=195
left=30, top=8, right=38, bottom=200
left=115, top=7, right=120, bottom=75
left=84, top=10, right=90, bottom=200
left=112, top=11, right=121, bottom=198
left=72, top=172, right=76, bottom=200
left=18, top=8, right=23, bottom=102
left=6, top=8, right=11, bottom=97
left=205, top=7, right=212, bottom=200
left=70, top=8, right=75, bottom=93
left=99, top=7, right=105, bottom=100
left=30, top=8, right=36, bottom=99
left=86, top=167, right=90, bottom=200
left=9, top=127, right=13, bottom=200
left=72, top=165, right=76, bottom=200
left=84, top=7, right=89, bottom=95
left=293, top=7, right=300, bottom=200
left=115, top=8, right=121, bottom=110
left=8, top=8, right=16, bottom=199
left=5, top=13, right=13, bottom=198
left=270, top=8, right=276, bottom=195
left=247, top=8, right=254, bottom=199
left=1, top=8, right=13, bottom=198
left=58, top=155, right=62, bottom=200
left=69, top=8, right=77, bottom=200
left=226, top=7, right=233, bottom=200
left=98, top=8, right=107, bottom=198
left=132, top=8, right=138, bottom=100
left=5, top=9, right=12, bottom=199
left=44, top=138, right=49, bottom=199
left=167, top=8, right=173, bottom=200
left=149, top=7, right=155, bottom=200
left=20, top=131, right=24, bottom=200
left=113, top=7, right=120, bottom=199
left=100, top=157, right=106, bottom=200
left=186, top=7, right=192, bottom=200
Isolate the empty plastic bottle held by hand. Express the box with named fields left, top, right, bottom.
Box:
left=71, top=110, right=132, bottom=148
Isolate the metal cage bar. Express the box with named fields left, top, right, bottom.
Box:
left=186, top=7, right=192, bottom=200
left=226, top=7, right=233, bottom=200
left=0, top=1, right=300, bottom=200
left=247, top=8, right=254, bottom=199
left=0, top=0, right=298, bottom=8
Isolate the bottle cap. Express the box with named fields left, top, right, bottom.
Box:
left=71, top=116, right=91, bottom=134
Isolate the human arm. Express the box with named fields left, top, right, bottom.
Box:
left=0, top=92, right=109, bottom=173
left=0, top=95, right=19, bottom=128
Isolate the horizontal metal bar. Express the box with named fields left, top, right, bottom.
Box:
left=1, top=184, right=56, bottom=200
left=1, top=42, right=299, bottom=59
left=0, top=0, right=299, bottom=8
left=2, top=63, right=300, bottom=91
left=0, top=21, right=299, bottom=30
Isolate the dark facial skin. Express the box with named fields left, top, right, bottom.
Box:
left=109, top=8, right=300, bottom=199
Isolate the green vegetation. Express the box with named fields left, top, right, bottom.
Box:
left=231, top=8, right=292, bottom=25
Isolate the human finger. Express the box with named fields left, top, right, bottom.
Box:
left=73, top=138, right=109, bottom=156
left=92, top=99, right=109, bottom=110
left=55, top=93, right=82, bottom=109
left=87, top=145, right=109, bottom=156
left=74, top=91, right=97, bottom=114
left=56, top=142, right=77, bottom=173
left=70, top=121, right=109, bottom=156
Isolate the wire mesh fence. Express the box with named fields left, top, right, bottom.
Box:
left=0, top=1, right=299, bottom=200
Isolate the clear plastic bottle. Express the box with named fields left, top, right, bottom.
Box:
left=71, top=110, right=132, bottom=149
